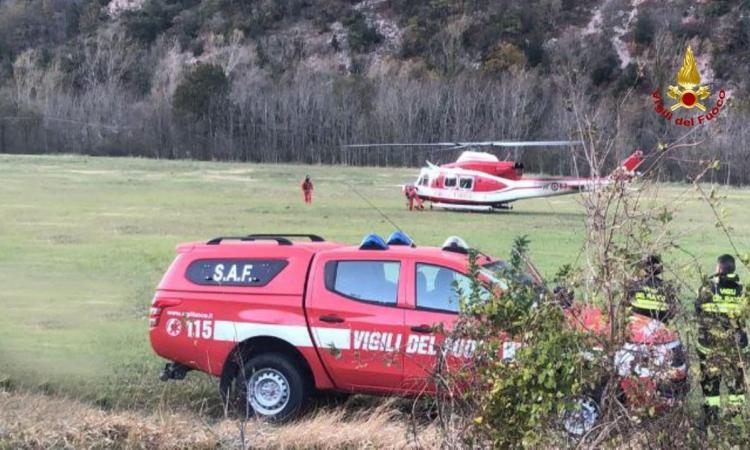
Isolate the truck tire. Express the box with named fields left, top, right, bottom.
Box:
left=562, top=383, right=605, bottom=436
left=228, top=353, right=309, bottom=422
left=562, top=395, right=600, bottom=436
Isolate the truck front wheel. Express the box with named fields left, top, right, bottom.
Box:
left=229, top=353, right=309, bottom=422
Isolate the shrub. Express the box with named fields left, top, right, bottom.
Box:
left=523, top=37, right=545, bottom=67
left=400, top=17, right=433, bottom=58
left=429, top=239, right=596, bottom=448
left=614, top=63, right=640, bottom=94
left=171, top=9, right=202, bottom=49
left=670, top=19, right=705, bottom=39
left=482, top=42, right=527, bottom=75
left=77, top=1, right=104, bottom=35
left=633, top=12, right=655, bottom=45
left=172, top=64, right=229, bottom=117
left=122, top=0, right=177, bottom=43
left=343, top=11, right=383, bottom=53
left=462, top=13, right=520, bottom=55
left=590, top=42, right=621, bottom=86
left=725, top=16, right=750, bottom=52
left=705, top=0, right=733, bottom=17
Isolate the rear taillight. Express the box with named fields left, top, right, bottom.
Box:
left=148, top=307, right=160, bottom=328
left=149, top=298, right=182, bottom=328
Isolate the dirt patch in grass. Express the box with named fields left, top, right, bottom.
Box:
left=47, top=234, right=81, bottom=245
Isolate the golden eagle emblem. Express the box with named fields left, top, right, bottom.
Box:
left=667, top=46, right=710, bottom=111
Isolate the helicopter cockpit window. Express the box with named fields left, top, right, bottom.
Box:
left=444, top=176, right=457, bottom=188
left=419, top=176, right=429, bottom=186
left=459, top=177, right=473, bottom=190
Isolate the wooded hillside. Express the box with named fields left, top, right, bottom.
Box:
left=0, top=0, right=748, bottom=183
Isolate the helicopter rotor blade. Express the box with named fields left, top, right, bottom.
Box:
left=464, top=140, right=582, bottom=147
left=423, top=145, right=469, bottom=154
left=342, top=140, right=581, bottom=150
left=343, top=143, right=467, bottom=148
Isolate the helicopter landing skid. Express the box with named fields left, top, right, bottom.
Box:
left=431, top=202, right=512, bottom=212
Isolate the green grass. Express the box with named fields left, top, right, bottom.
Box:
left=0, top=154, right=749, bottom=410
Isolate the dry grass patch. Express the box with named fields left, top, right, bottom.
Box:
left=0, top=389, right=219, bottom=449
left=0, top=389, right=436, bottom=449
left=234, top=400, right=438, bottom=449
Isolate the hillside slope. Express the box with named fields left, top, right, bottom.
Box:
left=0, top=0, right=748, bottom=182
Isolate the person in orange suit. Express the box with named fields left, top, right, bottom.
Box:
left=301, top=175, right=314, bottom=204
left=414, top=187, right=424, bottom=210
left=404, top=184, right=424, bottom=211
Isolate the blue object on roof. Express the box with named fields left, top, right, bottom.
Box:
left=359, top=233, right=388, bottom=250
left=386, top=230, right=415, bottom=247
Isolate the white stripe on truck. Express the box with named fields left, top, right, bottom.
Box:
left=213, top=321, right=314, bottom=347
left=212, top=321, right=352, bottom=351
left=312, top=327, right=352, bottom=350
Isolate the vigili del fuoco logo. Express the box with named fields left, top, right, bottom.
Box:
left=651, top=46, right=726, bottom=127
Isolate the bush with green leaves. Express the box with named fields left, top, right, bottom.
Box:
left=343, top=11, right=383, bottom=53
left=431, top=238, right=598, bottom=448
left=172, top=63, right=229, bottom=118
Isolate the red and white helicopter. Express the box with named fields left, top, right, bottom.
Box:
left=346, top=141, right=644, bottom=212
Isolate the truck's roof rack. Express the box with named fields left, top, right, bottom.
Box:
left=206, top=234, right=325, bottom=246
left=248, top=234, right=325, bottom=242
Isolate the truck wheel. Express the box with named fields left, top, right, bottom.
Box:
left=562, top=396, right=600, bottom=436
left=231, top=353, right=308, bottom=422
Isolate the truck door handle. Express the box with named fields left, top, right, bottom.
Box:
left=319, top=315, right=345, bottom=324
left=410, top=324, right=433, bottom=333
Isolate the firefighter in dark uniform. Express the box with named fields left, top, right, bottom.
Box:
left=626, top=254, right=676, bottom=323
left=696, top=254, right=747, bottom=420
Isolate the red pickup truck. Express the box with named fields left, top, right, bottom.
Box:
left=149, top=233, right=686, bottom=426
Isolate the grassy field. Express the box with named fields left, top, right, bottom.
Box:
left=1, top=153, right=749, bottom=414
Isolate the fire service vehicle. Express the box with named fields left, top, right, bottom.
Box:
left=150, top=233, right=685, bottom=432
left=346, top=141, right=644, bottom=211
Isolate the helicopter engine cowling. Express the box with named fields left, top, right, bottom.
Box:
left=442, top=160, right=522, bottom=180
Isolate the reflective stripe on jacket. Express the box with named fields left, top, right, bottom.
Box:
left=705, top=394, right=746, bottom=407
left=699, top=273, right=746, bottom=317
left=631, top=286, right=669, bottom=312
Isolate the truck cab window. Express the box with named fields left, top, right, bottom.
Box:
left=416, top=264, right=487, bottom=313
left=326, top=261, right=400, bottom=305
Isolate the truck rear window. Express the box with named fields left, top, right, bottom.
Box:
left=325, top=261, right=400, bottom=305
left=185, top=259, right=287, bottom=287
